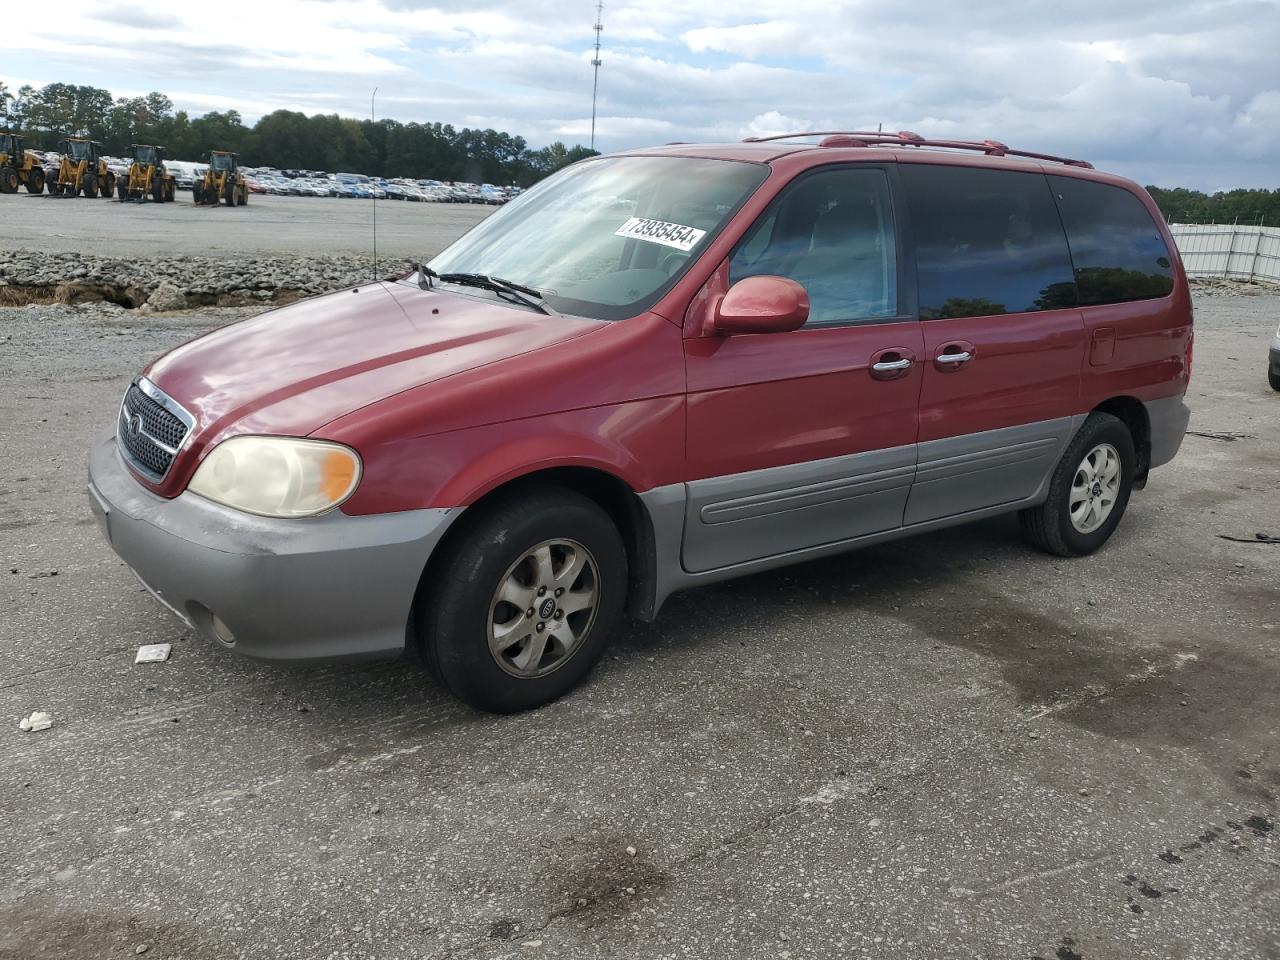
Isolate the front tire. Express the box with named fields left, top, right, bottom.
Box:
left=421, top=487, right=627, bottom=712
left=1269, top=365, right=1280, bottom=392
left=1020, top=412, right=1135, bottom=557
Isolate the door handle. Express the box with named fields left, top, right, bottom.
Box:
left=933, top=341, right=976, bottom=371
left=869, top=349, right=915, bottom=381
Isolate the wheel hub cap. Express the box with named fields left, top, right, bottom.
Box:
left=1069, top=442, right=1121, bottom=534
left=487, top=539, right=600, bottom=679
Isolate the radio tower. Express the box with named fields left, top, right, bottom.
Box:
left=590, top=2, right=603, bottom=150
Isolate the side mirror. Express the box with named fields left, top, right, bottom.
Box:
left=712, top=275, right=810, bottom=335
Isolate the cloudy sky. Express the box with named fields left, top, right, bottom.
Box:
left=7, top=0, right=1279, bottom=189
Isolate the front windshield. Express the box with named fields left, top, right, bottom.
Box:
left=68, top=141, right=91, bottom=160
left=0, top=136, right=15, bottom=156
left=135, top=146, right=157, bottom=164
left=428, top=156, right=769, bottom=321
left=212, top=154, right=233, bottom=171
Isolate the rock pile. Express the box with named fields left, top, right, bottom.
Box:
left=0, top=250, right=416, bottom=311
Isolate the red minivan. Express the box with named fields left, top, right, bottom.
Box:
left=88, top=132, right=1192, bottom=712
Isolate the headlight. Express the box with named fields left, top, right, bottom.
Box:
left=187, top=436, right=361, bottom=518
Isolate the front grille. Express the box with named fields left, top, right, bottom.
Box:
left=117, top=380, right=193, bottom=480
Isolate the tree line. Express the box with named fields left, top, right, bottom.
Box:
left=0, top=81, right=597, bottom=186
left=1144, top=186, right=1280, bottom=226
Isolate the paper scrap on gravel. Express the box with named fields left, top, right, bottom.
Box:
left=19, top=711, right=53, bottom=732
left=135, top=643, right=172, bottom=664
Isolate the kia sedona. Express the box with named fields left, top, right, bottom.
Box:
left=88, top=131, right=1192, bottom=712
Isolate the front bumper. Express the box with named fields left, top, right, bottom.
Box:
left=88, top=435, right=458, bottom=661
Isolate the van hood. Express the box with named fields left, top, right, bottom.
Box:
left=145, top=281, right=601, bottom=445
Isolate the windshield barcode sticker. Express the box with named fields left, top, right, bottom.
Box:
left=614, top=217, right=707, bottom=252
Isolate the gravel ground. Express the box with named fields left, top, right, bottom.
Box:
left=0, top=289, right=1278, bottom=960
left=0, top=192, right=497, bottom=310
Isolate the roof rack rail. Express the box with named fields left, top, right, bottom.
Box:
left=741, top=130, right=1093, bottom=169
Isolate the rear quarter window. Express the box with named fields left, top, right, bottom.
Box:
left=901, top=165, right=1076, bottom=320
left=1048, top=176, right=1175, bottom=305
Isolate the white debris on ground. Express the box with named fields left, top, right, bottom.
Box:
left=19, top=711, right=53, bottom=732
left=135, top=643, right=173, bottom=664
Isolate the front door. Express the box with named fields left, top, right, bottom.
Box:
left=897, top=162, right=1086, bottom=525
left=681, top=165, right=923, bottom=573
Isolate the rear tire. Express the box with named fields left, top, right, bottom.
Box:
left=421, top=487, right=627, bottom=713
left=0, top=167, right=17, bottom=193
left=1269, top=366, right=1280, bottom=392
left=27, top=167, right=45, bottom=193
left=1019, top=412, right=1135, bottom=557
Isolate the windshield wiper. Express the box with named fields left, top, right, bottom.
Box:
left=433, top=271, right=557, bottom=315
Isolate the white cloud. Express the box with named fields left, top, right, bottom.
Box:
left=554, top=116, right=676, bottom=138
left=681, top=21, right=808, bottom=59
left=739, top=111, right=826, bottom=139
left=3, top=0, right=1278, bottom=188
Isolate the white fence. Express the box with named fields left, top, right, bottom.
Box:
left=1168, top=224, right=1280, bottom=284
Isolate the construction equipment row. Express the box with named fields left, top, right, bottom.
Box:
left=0, top=134, right=246, bottom=206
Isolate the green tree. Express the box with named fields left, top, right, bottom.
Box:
left=1147, top=185, right=1280, bottom=226
left=188, top=110, right=248, bottom=158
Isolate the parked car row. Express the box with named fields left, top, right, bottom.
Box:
left=241, top=167, right=518, bottom=203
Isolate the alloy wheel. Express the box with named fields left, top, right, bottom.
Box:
left=1069, top=442, right=1121, bottom=534
left=487, top=539, right=599, bottom=678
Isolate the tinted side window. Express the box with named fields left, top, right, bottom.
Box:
left=1048, top=176, right=1174, bottom=305
left=901, top=165, right=1076, bottom=320
left=730, top=167, right=898, bottom=326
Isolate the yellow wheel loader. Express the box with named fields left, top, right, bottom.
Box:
left=48, top=138, right=115, bottom=199
left=0, top=131, right=47, bottom=194
left=117, top=144, right=176, bottom=202
left=193, top=151, right=248, bottom=207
